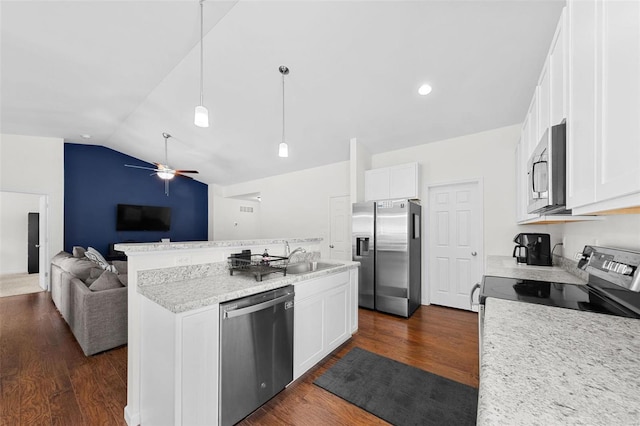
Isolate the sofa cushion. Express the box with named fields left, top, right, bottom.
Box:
left=72, top=246, right=87, bottom=258
left=89, top=270, right=123, bottom=291
left=111, top=260, right=128, bottom=275
left=85, top=267, right=105, bottom=286
left=51, top=251, right=72, bottom=266
left=117, top=274, right=128, bottom=287
left=85, top=247, right=117, bottom=273
left=60, top=257, right=99, bottom=281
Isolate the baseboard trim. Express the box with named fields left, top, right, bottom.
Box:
left=124, top=405, right=140, bottom=426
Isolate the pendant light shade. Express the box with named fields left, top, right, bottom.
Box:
left=194, top=0, right=209, bottom=128
left=278, top=142, right=288, bottom=158
left=278, top=65, right=289, bottom=157
left=194, top=105, right=209, bottom=127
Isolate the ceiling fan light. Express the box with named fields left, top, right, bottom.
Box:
left=194, top=105, right=209, bottom=128
left=157, top=171, right=175, bottom=180
left=278, top=142, right=289, bottom=158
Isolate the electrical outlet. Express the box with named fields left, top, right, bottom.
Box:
left=175, top=256, right=191, bottom=265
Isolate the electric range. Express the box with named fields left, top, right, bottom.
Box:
left=475, top=246, right=640, bottom=354
left=480, top=245, right=640, bottom=317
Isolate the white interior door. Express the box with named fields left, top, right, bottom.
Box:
left=329, top=195, right=350, bottom=261
left=428, top=181, right=483, bottom=310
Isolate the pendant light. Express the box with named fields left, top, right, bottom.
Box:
left=278, top=65, right=289, bottom=157
left=194, top=0, right=209, bottom=127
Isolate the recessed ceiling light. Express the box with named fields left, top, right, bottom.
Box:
left=418, top=84, right=432, bottom=96
left=80, top=134, right=91, bottom=139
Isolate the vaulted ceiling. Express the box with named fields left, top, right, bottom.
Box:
left=1, top=0, right=565, bottom=185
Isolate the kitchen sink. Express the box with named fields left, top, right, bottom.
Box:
left=286, top=261, right=340, bottom=274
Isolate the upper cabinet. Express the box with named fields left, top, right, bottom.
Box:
left=567, top=0, right=640, bottom=214
left=364, top=162, right=419, bottom=201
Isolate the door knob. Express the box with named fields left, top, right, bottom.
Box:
left=471, top=251, right=477, bottom=256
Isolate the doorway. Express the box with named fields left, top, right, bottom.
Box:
left=0, top=191, right=48, bottom=296
left=328, top=195, right=351, bottom=261
left=427, top=180, right=483, bottom=310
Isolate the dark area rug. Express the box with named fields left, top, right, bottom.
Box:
left=314, top=347, right=478, bottom=426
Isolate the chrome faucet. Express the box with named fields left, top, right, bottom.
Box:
left=288, top=247, right=306, bottom=261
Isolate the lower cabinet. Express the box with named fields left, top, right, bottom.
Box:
left=293, top=270, right=354, bottom=380
left=139, top=267, right=359, bottom=425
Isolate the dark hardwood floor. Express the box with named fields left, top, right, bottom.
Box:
left=0, top=292, right=478, bottom=426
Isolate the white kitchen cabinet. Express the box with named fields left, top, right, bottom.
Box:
left=364, top=162, right=419, bottom=201
left=549, top=8, right=567, bottom=126
left=293, top=270, right=351, bottom=380
left=538, top=58, right=551, bottom=138
left=522, top=90, right=539, bottom=158
left=364, top=168, right=391, bottom=201
left=140, top=298, right=220, bottom=426
left=567, top=0, right=640, bottom=214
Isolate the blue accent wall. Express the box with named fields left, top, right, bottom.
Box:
left=64, top=143, right=208, bottom=255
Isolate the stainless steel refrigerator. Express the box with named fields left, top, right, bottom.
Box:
left=352, top=199, right=421, bottom=318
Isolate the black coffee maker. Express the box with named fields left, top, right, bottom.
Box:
left=513, top=233, right=552, bottom=266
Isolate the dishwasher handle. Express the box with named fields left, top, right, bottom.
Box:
left=223, top=293, right=294, bottom=319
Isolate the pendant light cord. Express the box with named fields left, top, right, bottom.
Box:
left=199, top=0, right=204, bottom=106
left=282, top=71, right=285, bottom=143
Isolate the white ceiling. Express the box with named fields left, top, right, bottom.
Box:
left=1, top=0, right=565, bottom=186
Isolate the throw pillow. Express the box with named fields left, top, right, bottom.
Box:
left=89, top=270, right=123, bottom=291
left=85, top=247, right=117, bottom=273
left=72, top=246, right=86, bottom=258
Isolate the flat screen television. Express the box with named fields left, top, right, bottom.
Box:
left=116, top=204, right=171, bottom=231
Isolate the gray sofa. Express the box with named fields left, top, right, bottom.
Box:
left=50, top=251, right=128, bottom=355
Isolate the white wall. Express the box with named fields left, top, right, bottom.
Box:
left=560, top=215, right=640, bottom=258
left=371, top=124, right=527, bottom=256
left=0, top=192, right=40, bottom=274
left=0, top=134, right=64, bottom=282
left=212, top=161, right=350, bottom=257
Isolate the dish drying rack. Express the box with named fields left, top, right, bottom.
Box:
left=227, top=253, right=289, bottom=282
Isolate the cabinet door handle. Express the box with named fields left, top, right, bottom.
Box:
left=471, top=251, right=477, bottom=256
left=329, top=244, right=334, bottom=248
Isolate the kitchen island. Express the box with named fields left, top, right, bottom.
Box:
left=117, top=238, right=358, bottom=426
left=115, top=238, right=337, bottom=426
left=479, top=297, right=640, bottom=425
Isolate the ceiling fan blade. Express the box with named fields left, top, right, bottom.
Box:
left=175, top=173, right=194, bottom=180
left=174, top=170, right=199, bottom=174
left=125, top=164, right=160, bottom=172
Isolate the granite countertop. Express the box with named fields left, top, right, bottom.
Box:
left=478, top=298, right=640, bottom=425
left=138, top=260, right=358, bottom=314
left=115, top=237, right=322, bottom=253
left=486, top=255, right=586, bottom=284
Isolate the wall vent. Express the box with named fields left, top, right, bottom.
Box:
left=240, top=206, right=254, bottom=213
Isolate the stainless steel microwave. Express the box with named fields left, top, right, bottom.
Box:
left=527, top=122, right=570, bottom=215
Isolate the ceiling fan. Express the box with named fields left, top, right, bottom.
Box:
left=125, top=132, right=199, bottom=196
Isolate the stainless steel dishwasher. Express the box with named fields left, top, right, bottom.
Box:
left=219, top=285, right=294, bottom=426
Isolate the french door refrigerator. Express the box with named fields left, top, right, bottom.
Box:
left=352, top=199, right=421, bottom=318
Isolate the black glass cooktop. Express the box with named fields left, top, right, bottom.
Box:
left=481, top=275, right=640, bottom=319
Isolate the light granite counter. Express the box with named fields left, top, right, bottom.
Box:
left=115, top=237, right=322, bottom=253
left=137, top=260, right=359, bottom=313
left=478, top=298, right=640, bottom=425
left=486, top=255, right=586, bottom=284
